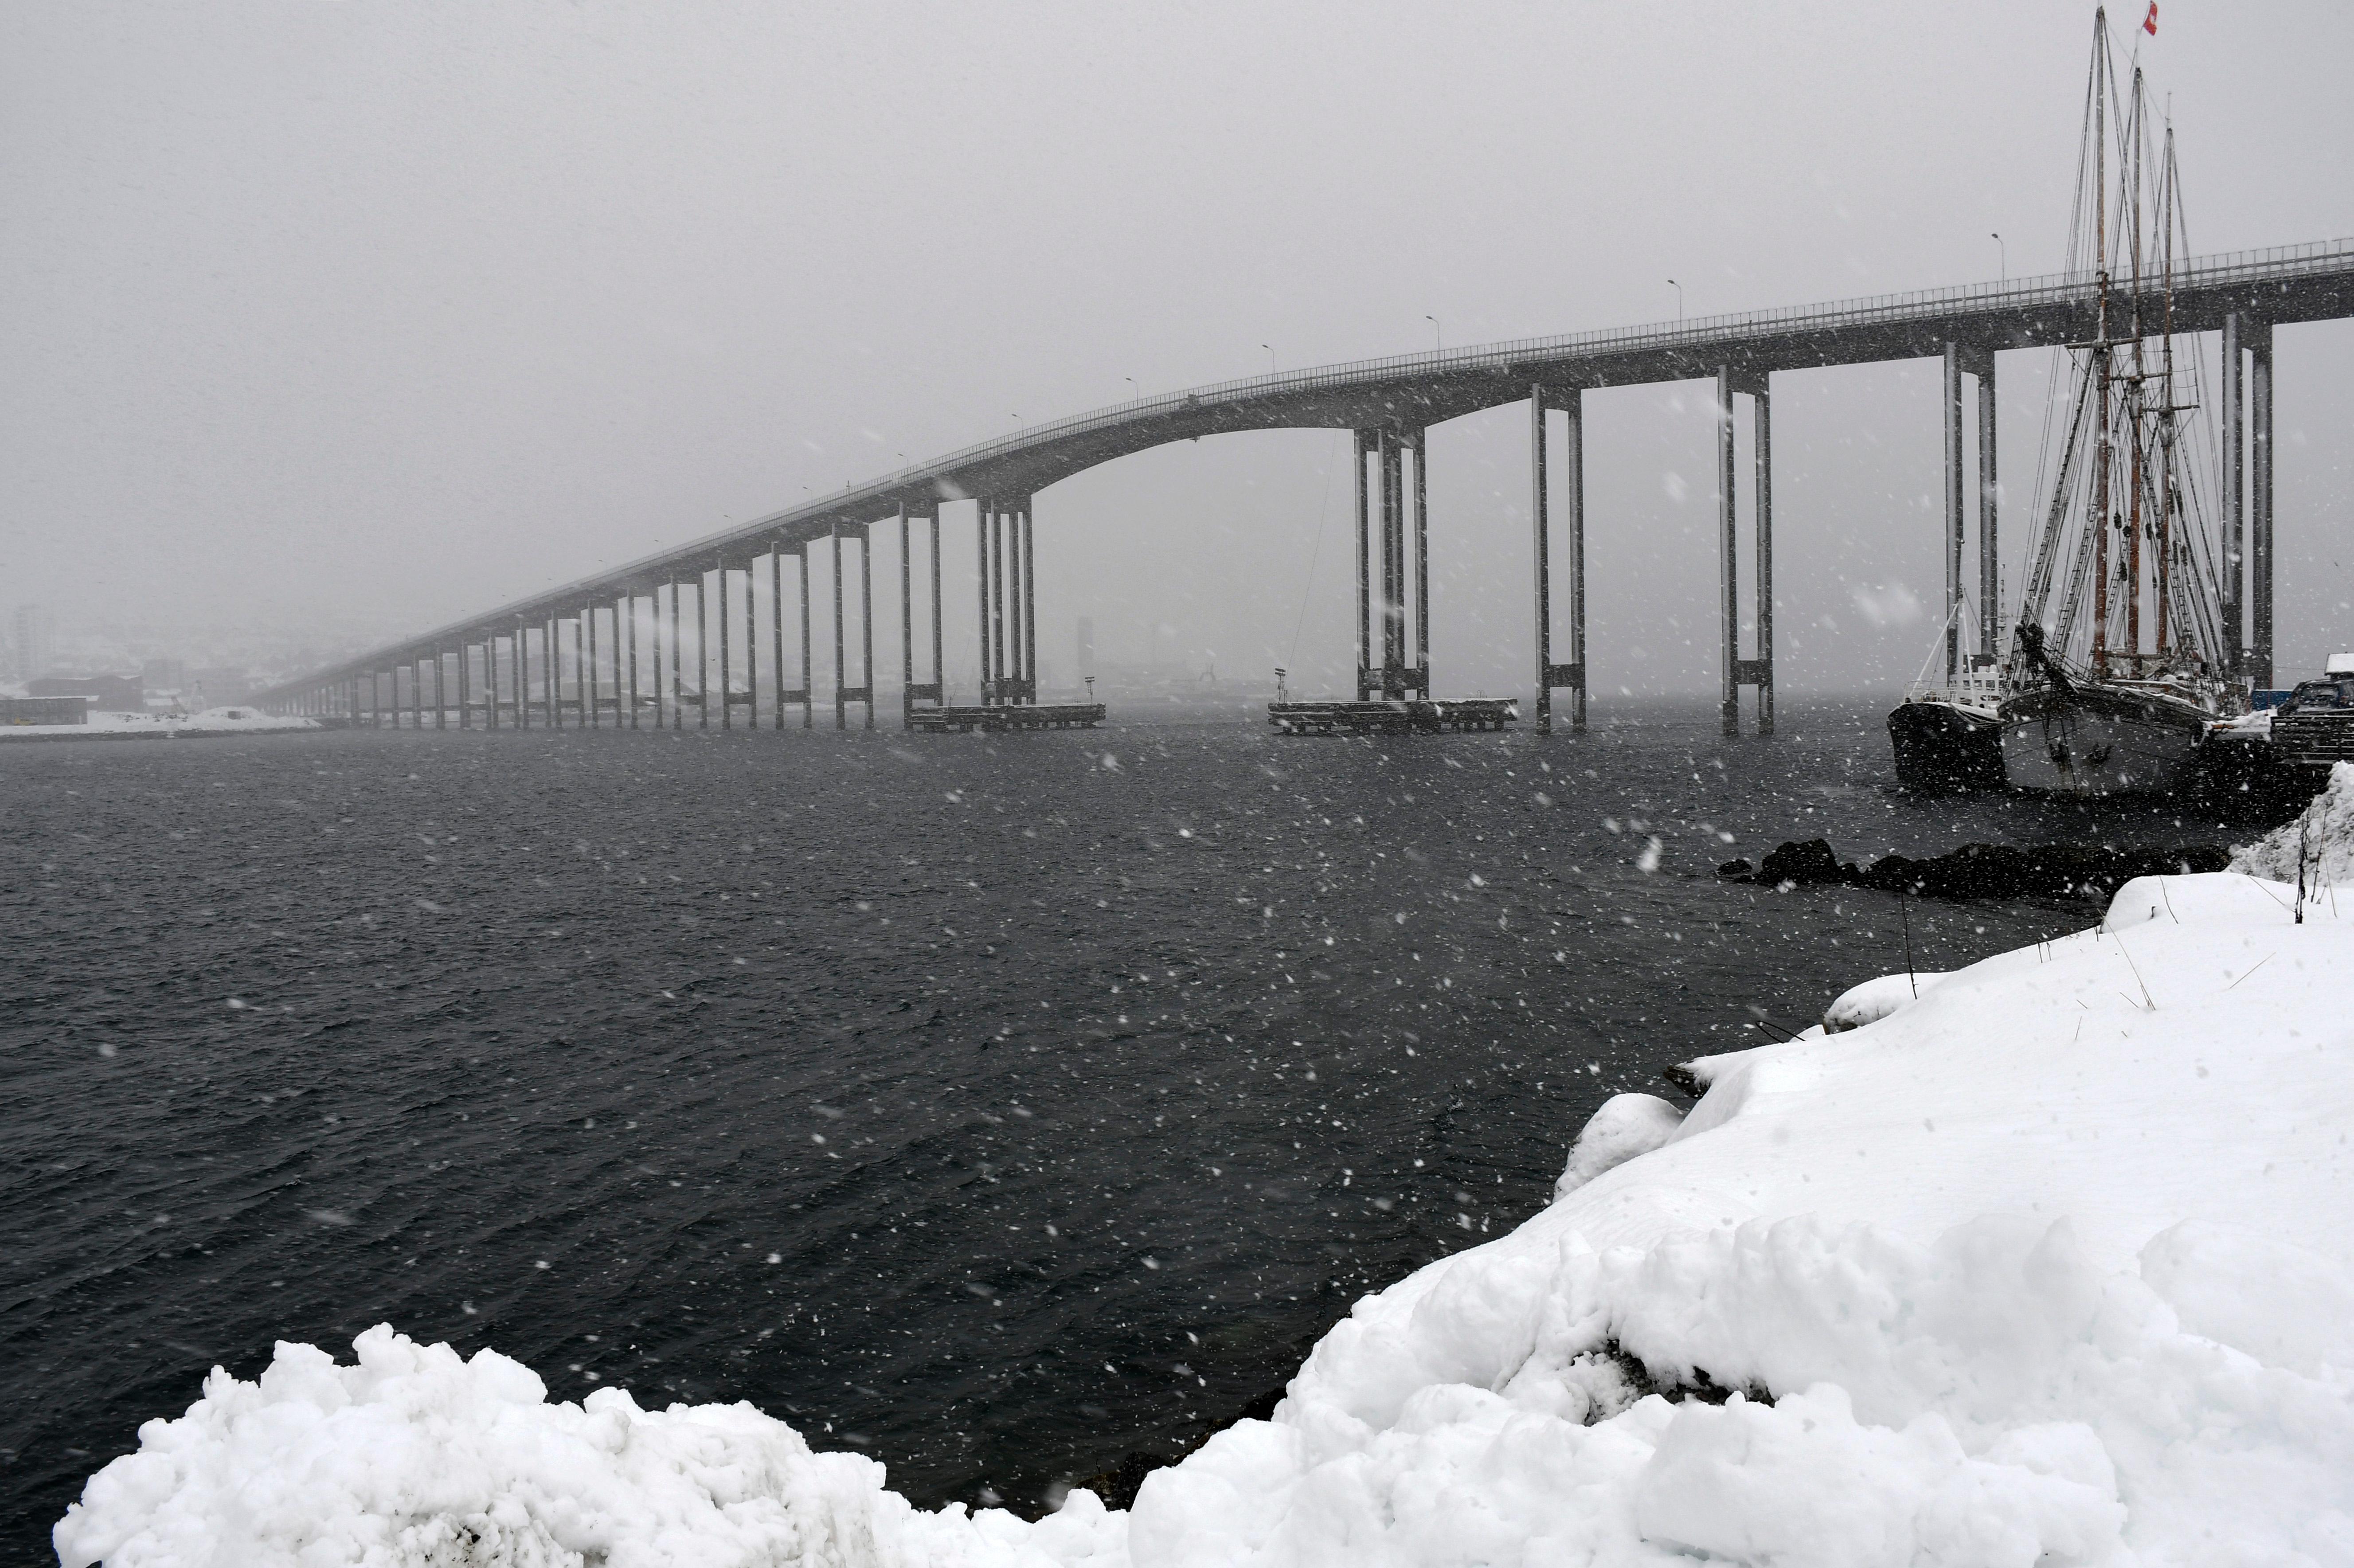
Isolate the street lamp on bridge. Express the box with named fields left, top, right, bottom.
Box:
left=1667, top=279, right=1683, bottom=321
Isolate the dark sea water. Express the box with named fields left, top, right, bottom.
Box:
left=0, top=698, right=2260, bottom=1556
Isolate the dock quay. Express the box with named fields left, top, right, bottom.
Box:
left=1268, top=698, right=1517, bottom=736
left=906, top=702, right=1106, bottom=734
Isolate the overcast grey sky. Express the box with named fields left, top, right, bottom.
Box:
left=4, top=1, right=2349, bottom=693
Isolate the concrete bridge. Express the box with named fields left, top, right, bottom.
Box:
left=258, top=237, right=2354, bottom=736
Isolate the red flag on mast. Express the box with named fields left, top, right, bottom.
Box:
left=2143, top=2, right=2158, bottom=34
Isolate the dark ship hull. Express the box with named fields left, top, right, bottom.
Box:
left=1887, top=699, right=2006, bottom=794
left=1999, top=683, right=2211, bottom=797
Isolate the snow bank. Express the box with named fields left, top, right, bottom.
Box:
left=2231, top=759, right=2354, bottom=887
left=1128, top=872, right=2354, bottom=1565
left=54, top=1326, right=1121, bottom=1568
left=60, top=872, right=2354, bottom=1565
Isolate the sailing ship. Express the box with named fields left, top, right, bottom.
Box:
left=2003, top=9, right=2243, bottom=795
left=1893, top=8, right=2245, bottom=796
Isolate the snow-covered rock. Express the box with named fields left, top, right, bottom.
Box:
left=59, top=871, right=2354, bottom=1565
left=2231, top=758, right=2354, bottom=887
left=1552, top=1093, right=1685, bottom=1200
left=1820, top=969, right=1946, bottom=1032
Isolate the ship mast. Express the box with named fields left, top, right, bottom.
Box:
left=2125, top=65, right=2147, bottom=672
left=2089, top=8, right=2113, bottom=680
left=2155, top=119, right=2177, bottom=657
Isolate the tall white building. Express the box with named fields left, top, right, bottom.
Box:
left=13, top=604, right=55, bottom=681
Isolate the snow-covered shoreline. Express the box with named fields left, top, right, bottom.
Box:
left=1, top=709, right=319, bottom=742
left=56, top=786, right=2354, bottom=1565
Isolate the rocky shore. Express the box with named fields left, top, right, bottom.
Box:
left=1721, top=836, right=2229, bottom=899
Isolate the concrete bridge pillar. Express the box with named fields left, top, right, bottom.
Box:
left=991, top=502, right=1006, bottom=701
left=928, top=507, right=943, bottom=711
left=766, top=547, right=786, bottom=729
left=798, top=543, right=814, bottom=727
left=628, top=596, right=639, bottom=728
left=717, top=562, right=734, bottom=731
left=742, top=562, right=758, bottom=730
left=1942, top=345, right=1965, bottom=685
left=1382, top=432, right=1404, bottom=676
left=661, top=581, right=678, bottom=729
left=2249, top=319, right=2276, bottom=690
left=1353, top=439, right=1370, bottom=699
left=1023, top=500, right=1037, bottom=702
left=899, top=503, right=946, bottom=724
left=1718, top=367, right=1774, bottom=737
left=2223, top=313, right=2244, bottom=676
left=1353, top=427, right=1428, bottom=701
left=834, top=524, right=848, bottom=728
left=1529, top=386, right=1587, bottom=735
left=651, top=588, right=666, bottom=729
left=1011, top=504, right=1026, bottom=700
left=862, top=522, right=878, bottom=728
left=1974, top=351, right=1999, bottom=660
left=831, top=519, right=875, bottom=728
left=976, top=498, right=993, bottom=704
left=1753, top=378, right=1775, bottom=736
left=1937, top=344, right=1999, bottom=678
left=1718, top=368, right=1739, bottom=736
left=974, top=497, right=1034, bottom=706
left=690, top=580, right=708, bottom=730
left=587, top=609, right=601, bottom=729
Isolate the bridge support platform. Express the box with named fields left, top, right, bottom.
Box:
left=1270, top=698, right=1516, bottom=736
left=911, top=703, right=1104, bottom=734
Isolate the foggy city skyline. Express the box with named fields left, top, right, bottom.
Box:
left=8, top=2, right=2351, bottom=699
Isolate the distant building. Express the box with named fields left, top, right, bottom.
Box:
left=0, top=696, right=86, bottom=726
left=29, top=673, right=145, bottom=712
left=13, top=604, right=55, bottom=681
left=141, top=656, right=188, bottom=695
